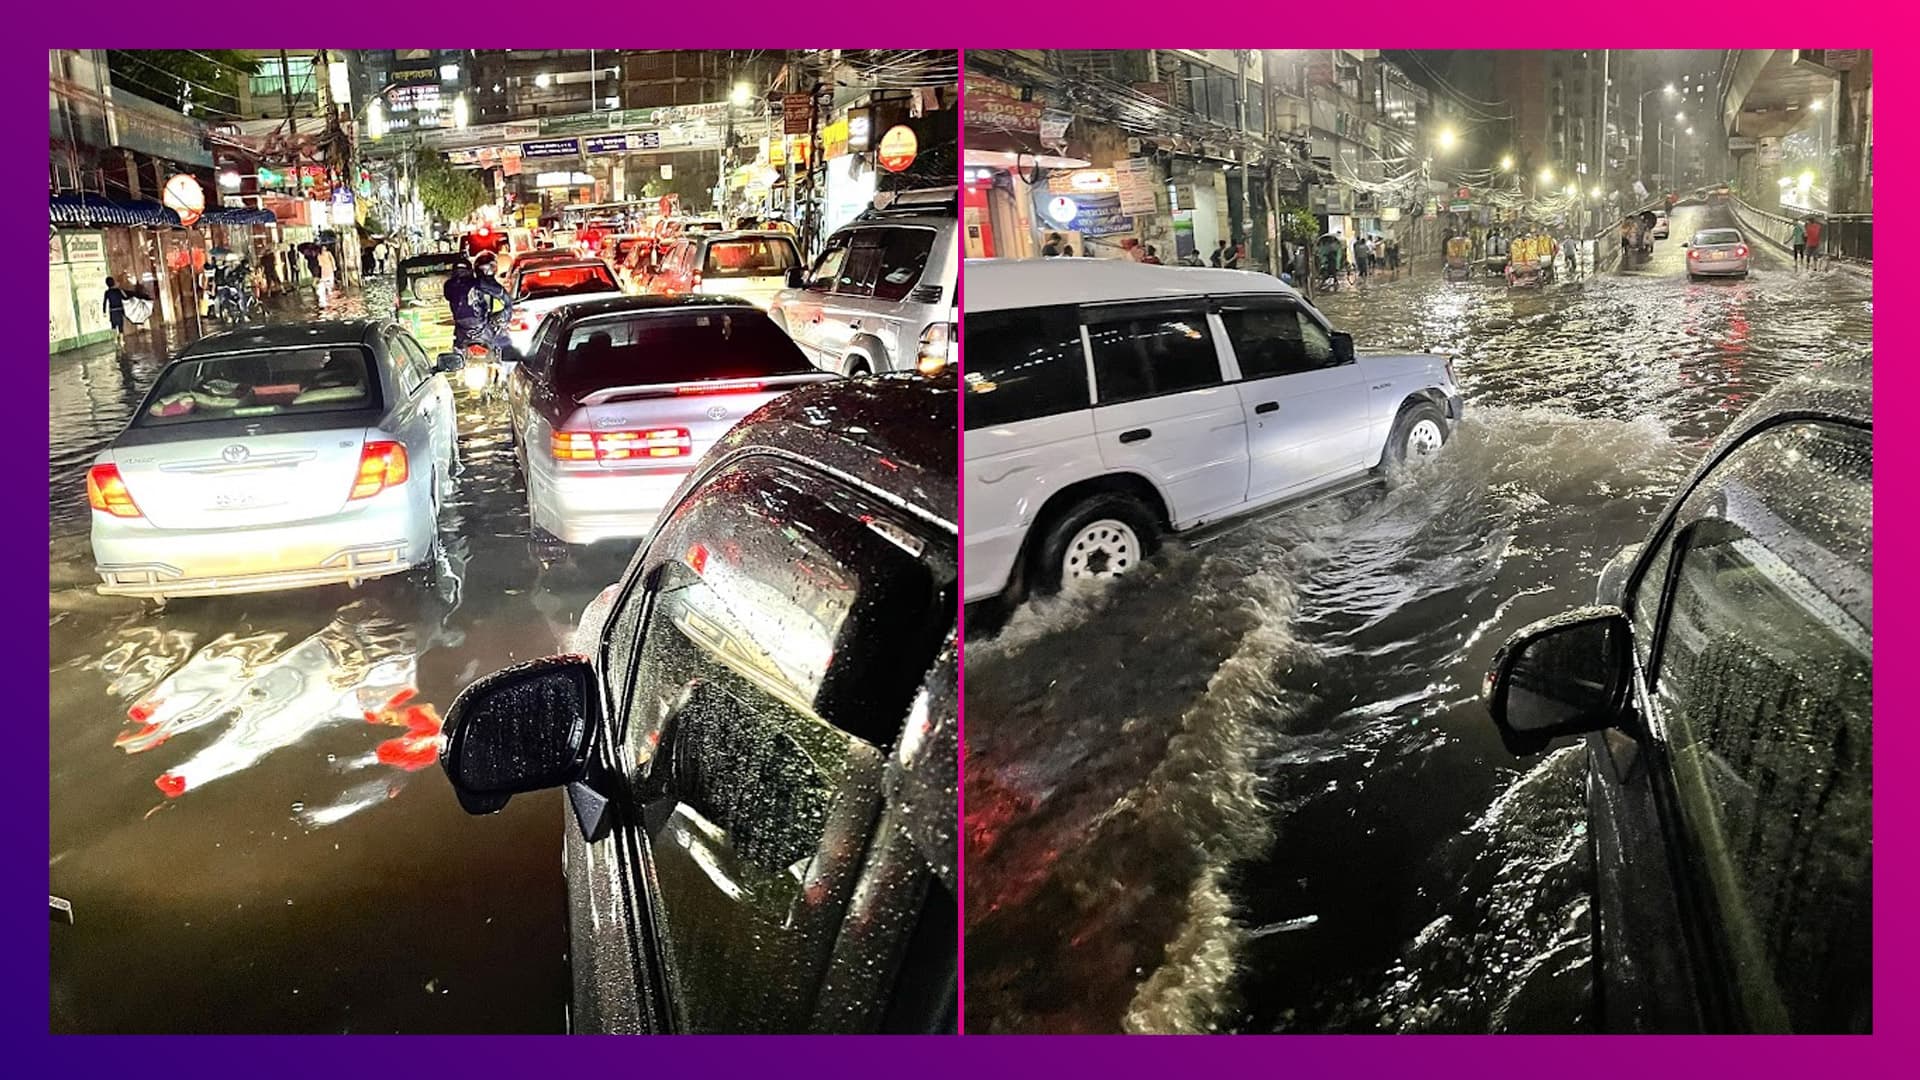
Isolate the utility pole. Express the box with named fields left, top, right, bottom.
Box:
left=1237, top=49, right=1251, bottom=264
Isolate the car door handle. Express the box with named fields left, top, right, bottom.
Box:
left=1118, top=428, right=1152, bottom=444
left=1254, top=401, right=1279, bottom=414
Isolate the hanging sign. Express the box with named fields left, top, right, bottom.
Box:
left=163, top=173, right=205, bottom=226
left=878, top=125, right=919, bottom=172
left=1045, top=195, right=1079, bottom=225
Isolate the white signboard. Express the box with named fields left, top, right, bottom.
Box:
left=1114, top=158, right=1157, bottom=215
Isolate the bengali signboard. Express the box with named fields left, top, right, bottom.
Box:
left=1114, top=158, right=1157, bottom=215
left=966, top=91, right=1042, bottom=134
left=108, top=88, right=213, bottom=167
left=541, top=112, right=618, bottom=136
left=522, top=138, right=581, bottom=160
left=1032, top=188, right=1133, bottom=237
left=62, top=232, right=106, bottom=264
left=1727, top=135, right=1757, bottom=151
left=1048, top=168, right=1116, bottom=195
left=624, top=101, right=730, bottom=127
left=783, top=93, right=813, bottom=135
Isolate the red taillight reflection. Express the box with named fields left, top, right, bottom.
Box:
left=1688, top=249, right=1701, bottom=259
left=349, top=441, right=409, bottom=499
left=87, top=463, right=142, bottom=518
left=1735, top=245, right=1749, bottom=258
left=551, top=427, right=692, bottom=461
left=687, top=543, right=708, bottom=575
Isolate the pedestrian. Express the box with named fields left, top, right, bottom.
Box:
left=102, top=276, right=127, bottom=345
left=361, top=242, right=376, bottom=276
left=1223, top=242, right=1242, bottom=270
left=316, top=244, right=337, bottom=308
left=1386, top=235, right=1401, bottom=280
left=1354, top=234, right=1371, bottom=280
left=1210, top=239, right=1229, bottom=268
left=1804, top=216, right=1824, bottom=270
left=1142, top=244, right=1163, bottom=265
left=1620, top=219, right=1633, bottom=261
left=1041, top=232, right=1064, bottom=257
left=1791, top=217, right=1807, bottom=269
left=374, top=238, right=389, bottom=273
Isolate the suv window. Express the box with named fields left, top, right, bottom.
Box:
left=1219, top=298, right=1339, bottom=379
left=873, top=228, right=937, bottom=302
left=835, top=233, right=886, bottom=298
left=807, top=236, right=848, bottom=290
left=607, top=457, right=953, bottom=1032
left=1642, top=419, right=1871, bottom=1032
left=1084, top=305, right=1223, bottom=404
left=963, top=306, right=1088, bottom=430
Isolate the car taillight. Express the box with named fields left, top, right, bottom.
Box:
left=87, top=463, right=142, bottom=518
left=349, top=441, right=409, bottom=499
left=551, top=427, right=692, bottom=462
left=1735, top=245, right=1749, bottom=258
left=691, top=270, right=703, bottom=289
left=917, top=322, right=956, bottom=376
left=1688, top=249, right=1701, bottom=259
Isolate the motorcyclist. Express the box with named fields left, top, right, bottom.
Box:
left=445, top=254, right=513, bottom=351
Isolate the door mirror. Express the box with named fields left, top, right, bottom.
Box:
left=1484, top=605, right=1632, bottom=756
left=434, top=351, right=465, bottom=373
left=785, top=265, right=806, bottom=289
left=439, top=655, right=601, bottom=814
left=1330, top=331, right=1356, bottom=365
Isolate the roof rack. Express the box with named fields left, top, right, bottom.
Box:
left=857, top=187, right=958, bottom=221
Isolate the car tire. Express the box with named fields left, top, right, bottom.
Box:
left=1384, top=400, right=1450, bottom=470
left=1030, top=493, right=1160, bottom=596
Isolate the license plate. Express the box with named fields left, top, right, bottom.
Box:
left=1709, top=252, right=1730, bottom=261
left=212, top=490, right=259, bottom=509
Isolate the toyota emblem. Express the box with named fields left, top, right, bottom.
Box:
left=706, top=405, right=728, bottom=420
left=221, top=444, right=249, bottom=464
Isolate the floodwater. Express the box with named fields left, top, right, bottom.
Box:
left=961, top=204, right=1873, bottom=1033
left=49, top=280, right=635, bottom=1032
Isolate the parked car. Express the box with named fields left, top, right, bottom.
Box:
left=502, top=258, right=624, bottom=356
left=439, top=374, right=958, bottom=1033
left=646, top=231, right=803, bottom=309
left=769, top=189, right=959, bottom=377
left=1684, top=227, right=1751, bottom=280
left=963, top=259, right=1463, bottom=606
left=89, top=320, right=463, bottom=598
left=1652, top=210, right=1670, bottom=239
left=394, top=252, right=465, bottom=355
left=1483, top=372, right=1870, bottom=1033
left=504, top=294, right=839, bottom=545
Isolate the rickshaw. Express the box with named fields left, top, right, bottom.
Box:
left=1444, top=235, right=1473, bottom=282
left=1506, top=234, right=1545, bottom=288
left=1314, top=233, right=1346, bottom=292
left=394, top=252, right=466, bottom=354
left=1484, top=233, right=1509, bottom=277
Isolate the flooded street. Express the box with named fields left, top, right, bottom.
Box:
left=962, top=204, right=1873, bottom=1033
left=49, top=280, right=632, bottom=1032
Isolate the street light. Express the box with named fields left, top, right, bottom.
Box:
left=1539, top=167, right=1554, bottom=185
left=218, top=170, right=242, bottom=190
left=535, top=73, right=552, bottom=89
left=1810, top=99, right=1825, bottom=112
left=1500, top=154, right=1514, bottom=171
left=1638, top=84, right=1678, bottom=185
left=1676, top=112, right=1686, bottom=122
left=1437, top=127, right=1458, bottom=152
left=368, top=100, right=387, bottom=141
left=731, top=81, right=753, bottom=107
left=1686, top=127, right=1694, bottom=136
left=452, top=93, right=469, bottom=129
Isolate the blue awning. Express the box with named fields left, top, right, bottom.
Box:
left=197, top=207, right=278, bottom=226
left=50, top=194, right=181, bottom=228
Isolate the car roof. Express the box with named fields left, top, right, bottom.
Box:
left=699, top=230, right=798, bottom=243
left=703, top=374, right=957, bottom=533
left=546, top=294, right=765, bottom=321
left=964, top=258, right=1302, bottom=313
left=177, top=319, right=384, bottom=357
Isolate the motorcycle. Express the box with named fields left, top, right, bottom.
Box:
left=454, top=316, right=512, bottom=399
left=214, top=281, right=253, bottom=323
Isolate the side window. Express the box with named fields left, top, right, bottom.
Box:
left=835, top=233, right=886, bottom=298
left=1645, top=420, right=1871, bottom=1032
left=873, top=228, right=936, bottom=302
left=1084, top=305, right=1222, bottom=404
left=962, top=305, right=1089, bottom=430
left=1297, top=312, right=1338, bottom=367
left=1218, top=299, right=1311, bottom=379
left=391, top=333, right=430, bottom=394
left=807, top=236, right=848, bottom=290
left=523, top=316, right=560, bottom=377
left=612, top=457, right=954, bottom=1032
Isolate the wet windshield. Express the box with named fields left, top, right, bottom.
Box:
left=138, top=347, right=377, bottom=426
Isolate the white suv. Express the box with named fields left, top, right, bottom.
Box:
left=964, top=259, right=1465, bottom=605
left=769, top=189, right=958, bottom=377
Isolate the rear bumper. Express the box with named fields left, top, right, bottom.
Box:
left=533, top=465, right=690, bottom=545
left=1689, top=259, right=1749, bottom=276
left=92, top=494, right=426, bottom=597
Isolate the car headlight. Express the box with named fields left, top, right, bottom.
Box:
left=917, top=322, right=956, bottom=377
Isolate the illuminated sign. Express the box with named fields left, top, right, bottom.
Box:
left=878, top=125, right=918, bottom=173
left=522, top=139, right=581, bottom=159
left=163, top=173, right=204, bottom=226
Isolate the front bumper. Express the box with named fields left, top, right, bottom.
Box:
left=533, top=465, right=690, bottom=545
left=92, top=492, right=426, bottom=597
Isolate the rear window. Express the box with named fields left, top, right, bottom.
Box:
left=517, top=263, right=618, bottom=302
left=702, top=238, right=800, bottom=278
left=138, top=347, right=378, bottom=427
left=1695, top=230, right=1743, bottom=246
left=556, top=309, right=812, bottom=393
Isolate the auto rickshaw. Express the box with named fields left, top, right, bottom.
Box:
left=1314, top=233, right=1346, bottom=292
left=1444, top=235, right=1473, bottom=282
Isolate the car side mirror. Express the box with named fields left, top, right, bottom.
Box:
left=1330, top=331, right=1356, bottom=365
left=1484, top=606, right=1632, bottom=756
left=434, top=351, right=465, bottom=373
left=785, top=266, right=806, bottom=289
left=439, top=655, right=600, bottom=815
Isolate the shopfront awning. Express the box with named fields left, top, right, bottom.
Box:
left=50, top=193, right=182, bottom=228
left=197, top=207, right=278, bottom=227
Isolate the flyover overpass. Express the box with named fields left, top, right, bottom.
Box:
left=1719, top=49, right=1872, bottom=212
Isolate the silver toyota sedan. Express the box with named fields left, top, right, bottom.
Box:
left=1685, top=227, right=1751, bottom=279
left=88, top=319, right=463, bottom=598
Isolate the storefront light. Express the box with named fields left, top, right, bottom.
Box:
left=453, top=94, right=469, bottom=129
left=368, top=102, right=386, bottom=141
left=440, top=64, right=459, bottom=81
left=329, top=62, right=351, bottom=104
left=535, top=73, right=552, bottom=89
